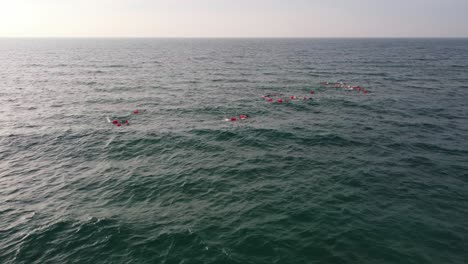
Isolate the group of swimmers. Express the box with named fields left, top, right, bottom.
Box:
left=109, top=109, right=140, bottom=127
left=322, top=81, right=369, bottom=94
left=224, top=91, right=314, bottom=122
left=225, top=114, right=250, bottom=122
left=262, top=91, right=315, bottom=104
left=109, top=82, right=370, bottom=125
left=228, top=81, right=370, bottom=122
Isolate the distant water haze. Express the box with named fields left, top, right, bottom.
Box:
left=0, top=0, right=468, bottom=37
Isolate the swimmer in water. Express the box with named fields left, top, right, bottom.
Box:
left=239, top=114, right=249, bottom=120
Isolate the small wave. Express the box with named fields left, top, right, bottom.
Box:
left=87, top=70, right=105, bottom=74
left=451, top=65, right=467, bottom=68
left=103, top=64, right=126, bottom=68
left=411, top=142, right=468, bottom=156
left=77, top=81, right=98, bottom=86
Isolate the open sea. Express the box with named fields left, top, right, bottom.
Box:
left=1, top=38, right=468, bottom=264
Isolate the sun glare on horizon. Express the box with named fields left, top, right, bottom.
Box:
left=0, top=0, right=467, bottom=38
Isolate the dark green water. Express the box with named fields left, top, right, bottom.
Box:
left=1, top=39, right=468, bottom=264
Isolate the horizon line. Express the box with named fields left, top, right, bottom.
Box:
left=1, top=36, right=468, bottom=39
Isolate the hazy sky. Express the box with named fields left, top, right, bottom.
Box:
left=1, top=0, right=467, bottom=37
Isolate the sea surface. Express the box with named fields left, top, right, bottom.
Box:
left=1, top=38, right=468, bottom=264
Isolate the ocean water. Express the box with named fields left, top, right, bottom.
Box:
left=1, top=38, right=468, bottom=264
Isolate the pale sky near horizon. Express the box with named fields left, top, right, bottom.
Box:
left=0, top=0, right=467, bottom=38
